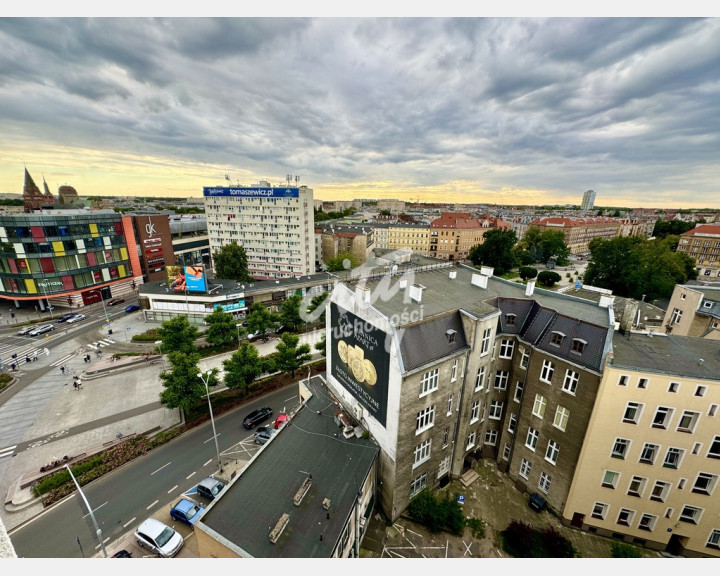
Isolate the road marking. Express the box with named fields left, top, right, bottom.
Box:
left=284, top=395, right=296, bottom=402
left=203, top=459, right=212, bottom=467
left=150, top=462, right=171, bottom=475
left=146, top=500, right=158, bottom=510
left=167, top=485, right=178, bottom=494
left=82, top=501, right=108, bottom=518
left=203, top=433, right=221, bottom=444
left=0, top=445, right=17, bottom=459
left=186, top=472, right=196, bottom=480
left=86, top=343, right=98, bottom=350
left=51, top=354, right=74, bottom=367
left=123, top=517, right=137, bottom=529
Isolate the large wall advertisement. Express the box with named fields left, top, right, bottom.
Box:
left=330, top=303, right=390, bottom=427
left=203, top=187, right=300, bottom=198
left=166, top=265, right=207, bottom=292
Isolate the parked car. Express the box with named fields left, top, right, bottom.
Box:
left=254, top=427, right=276, bottom=445
left=196, top=477, right=225, bottom=501
left=134, top=518, right=184, bottom=558
left=16, top=325, right=36, bottom=336
left=169, top=498, right=205, bottom=526
left=274, top=413, right=289, bottom=429
left=56, top=312, right=77, bottom=323
left=247, top=330, right=269, bottom=342
left=275, top=325, right=291, bottom=334
left=29, top=324, right=54, bottom=336
left=111, top=550, right=132, bottom=558
left=125, top=304, right=141, bottom=313
left=243, top=407, right=273, bottom=429
left=66, top=314, right=86, bottom=324
left=107, top=298, right=126, bottom=306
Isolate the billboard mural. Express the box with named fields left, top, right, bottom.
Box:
left=203, top=187, right=300, bottom=199
left=184, top=265, right=207, bottom=292
left=330, top=303, right=390, bottom=427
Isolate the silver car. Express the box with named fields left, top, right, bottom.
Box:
left=134, top=518, right=184, bottom=558
left=29, top=324, right=54, bottom=336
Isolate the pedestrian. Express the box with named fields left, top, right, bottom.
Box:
left=33, top=350, right=38, bottom=362
left=73, top=381, right=78, bottom=391
left=11, top=363, right=16, bottom=372
left=77, top=379, right=82, bottom=390
left=60, top=366, right=65, bottom=375
left=26, top=355, right=31, bottom=364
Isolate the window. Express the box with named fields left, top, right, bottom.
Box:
left=470, top=400, right=480, bottom=422
left=553, top=406, right=569, bottom=432
left=638, top=514, right=657, bottom=532
left=639, top=443, right=659, bottom=465
left=710, top=405, right=718, bottom=417
left=678, top=478, right=686, bottom=490
left=545, top=440, right=560, bottom=465
left=571, top=339, right=586, bottom=354
left=637, top=378, right=648, bottom=389
left=416, top=405, right=435, bottom=433
left=410, top=473, right=427, bottom=498
left=539, top=472, right=551, bottom=493
left=526, top=427, right=539, bottom=451
left=618, top=375, right=629, bottom=386
left=663, top=447, right=684, bottom=469
left=668, top=381, right=680, bottom=393
left=480, top=328, right=491, bottom=355
left=623, top=402, right=643, bottom=424
left=627, top=476, right=647, bottom=497
left=604, top=471, right=620, bottom=489
left=443, top=427, right=449, bottom=448
left=438, top=456, right=450, bottom=478
left=520, top=348, right=529, bottom=369
left=670, top=308, right=682, bottom=324
left=447, top=394, right=453, bottom=416
left=611, top=438, right=630, bottom=459
left=519, top=458, right=532, bottom=480
left=550, top=332, right=564, bottom=346
left=489, top=401, right=503, bottom=420
left=502, top=443, right=511, bottom=461
left=446, top=330, right=456, bottom=343
left=562, top=369, right=579, bottom=394
left=485, top=430, right=498, bottom=445
left=695, top=385, right=707, bottom=397
left=709, top=436, right=720, bottom=458
left=677, top=411, right=699, bottom=433
left=513, top=381, right=524, bottom=403
left=506, top=314, right=516, bottom=326
left=679, top=505, right=703, bottom=524
left=508, top=413, right=517, bottom=434
left=652, top=406, right=674, bottom=429
left=650, top=481, right=670, bottom=502
left=532, top=394, right=547, bottom=419
left=499, top=339, right=515, bottom=359
left=466, top=431, right=476, bottom=450
left=413, top=439, right=432, bottom=468
left=494, top=370, right=509, bottom=390
left=692, top=473, right=718, bottom=495
left=707, top=530, right=720, bottom=549
left=540, top=360, right=554, bottom=383
left=450, top=359, right=458, bottom=382
left=475, top=367, right=486, bottom=392
left=591, top=502, right=609, bottom=520
left=420, top=368, right=439, bottom=396
left=617, top=508, right=634, bottom=526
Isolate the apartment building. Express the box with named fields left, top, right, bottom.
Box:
left=662, top=284, right=720, bottom=339
left=563, top=334, right=720, bottom=558
left=676, top=224, right=720, bottom=281
left=429, top=212, right=510, bottom=261
left=321, top=228, right=374, bottom=267
left=387, top=223, right=431, bottom=256
left=528, top=217, right=622, bottom=255
left=581, top=189, right=596, bottom=211
left=203, top=182, right=315, bottom=280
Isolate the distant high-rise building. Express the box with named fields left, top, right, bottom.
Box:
left=581, top=189, right=596, bottom=210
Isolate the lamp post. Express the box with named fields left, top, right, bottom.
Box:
left=236, top=323, right=243, bottom=349
left=39, top=282, right=54, bottom=319
left=89, top=289, right=109, bottom=323
left=198, top=371, right=223, bottom=472
left=64, top=464, right=107, bottom=558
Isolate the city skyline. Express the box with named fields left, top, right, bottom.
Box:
left=2, top=17, right=720, bottom=208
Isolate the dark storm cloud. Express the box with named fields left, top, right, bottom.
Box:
left=0, top=17, right=718, bottom=205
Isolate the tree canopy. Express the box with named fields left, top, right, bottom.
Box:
left=222, top=341, right=264, bottom=395
left=326, top=251, right=358, bottom=272
left=279, top=294, right=303, bottom=331
left=272, top=333, right=312, bottom=378
left=468, top=229, right=518, bottom=275
left=652, top=219, right=698, bottom=239
left=159, top=352, right=218, bottom=413
left=212, top=241, right=251, bottom=282
left=515, top=228, right=571, bottom=266
left=204, top=306, right=241, bottom=347
left=245, top=302, right=279, bottom=337
left=157, top=315, right=199, bottom=355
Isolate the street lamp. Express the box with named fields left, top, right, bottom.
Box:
left=64, top=464, right=107, bottom=558
left=198, top=371, right=223, bottom=473
left=89, top=289, right=109, bottom=324
left=39, top=282, right=54, bottom=320
left=235, top=323, right=243, bottom=349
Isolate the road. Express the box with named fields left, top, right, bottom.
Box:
left=8, top=384, right=299, bottom=558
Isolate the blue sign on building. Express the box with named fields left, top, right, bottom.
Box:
left=203, top=187, right=300, bottom=198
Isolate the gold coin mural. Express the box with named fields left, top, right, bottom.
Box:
left=364, top=359, right=377, bottom=386
left=338, top=340, right=348, bottom=363
left=351, top=358, right=366, bottom=382
left=346, top=344, right=356, bottom=365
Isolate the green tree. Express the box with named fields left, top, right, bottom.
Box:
left=204, top=306, right=241, bottom=347
left=315, top=333, right=326, bottom=356
left=538, top=229, right=571, bottom=265
left=537, top=270, right=561, bottom=287
left=652, top=219, right=697, bottom=239
left=306, top=291, right=328, bottom=324
left=468, top=229, right=518, bottom=275
left=279, top=294, right=303, bottom=332
left=212, top=241, right=251, bottom=282
left=273, top=333, right=311, bottom=378
left=157, top=315, right=199, bottom=355
left=519, top=266, right=538, bottom=281
left=327, top=251, right=358, bottom=272
left=159, top=351, right=218, bottom=413
left=514, top=227, right=544, bottom=265
left=245, top=302, right=278, bottom=338
left=223, top=341, right=263, bottom=395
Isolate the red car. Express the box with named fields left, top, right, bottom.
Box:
left=274, top=413, right=289, bottom=429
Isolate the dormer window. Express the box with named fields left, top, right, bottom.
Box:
left=550, top=332, right=565, bottom=346
left=506, top=314, right=516, bottom=326
left=446, top=329, right=457, bottom=344
left=571, top=339, right=586, bottom=354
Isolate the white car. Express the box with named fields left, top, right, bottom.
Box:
left=134, top=518, right=184, bottom=558
left=66, top=314, right=86, bottom=324
left=28, top=324, right=54, bottom=336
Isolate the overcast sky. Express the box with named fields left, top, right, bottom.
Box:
left=1, top=17, right=719, bottom=208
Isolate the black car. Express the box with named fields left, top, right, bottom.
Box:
left=243, top=407, right=272, bottom=429
left=56, top=312, right=77, bottom=323
left=275, top=325, right=291, bottom=334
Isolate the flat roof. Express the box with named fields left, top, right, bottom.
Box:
left=198, top=376, right=378, bottom=557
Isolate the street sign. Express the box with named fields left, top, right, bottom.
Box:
left=575, top=281, right=582, bottom=290
left=457, top=494, right=465, bottom=504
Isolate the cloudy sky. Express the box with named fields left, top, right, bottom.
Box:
left=1, top=17, right=719, bottom=208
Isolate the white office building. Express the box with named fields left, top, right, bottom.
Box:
left=203, top=182, right=315, bottom=279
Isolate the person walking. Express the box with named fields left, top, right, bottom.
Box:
left=60, top=365, right=65, bottom=375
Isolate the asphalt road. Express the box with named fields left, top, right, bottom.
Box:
left=9, top=383, right=299, bottom=558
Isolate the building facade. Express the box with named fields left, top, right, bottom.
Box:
left=528, top=216, right=622, bottom=255
left=662, top=284, right=720, bottom=339
left=429, top=212, right=510, bottom=261
left=676, top=224, right=720, bottom=281
left=387, top=224, right=430, bottom=256
left=581, top=189, right=596, bottom=211
left=203, top=182, right=315, bottom=280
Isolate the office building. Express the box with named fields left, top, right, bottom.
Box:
left=581, top=189, right=596, bottom=211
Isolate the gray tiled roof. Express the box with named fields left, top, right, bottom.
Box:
left=396, top=311, right=468, bottom=372
left=197, top=377, right=378, bottom=557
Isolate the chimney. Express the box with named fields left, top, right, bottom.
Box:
left=399, top=278, right=408, bottom=289
left=471, top=273, right=488, bottom=289
left=449, top=270, right=457, bottom=280
left=409, top=284, right=424, bottom=303
left=480, top=266, right=494, bottom=277
left=525, top=280, right=535, bottom=296
left=355, top=285, right=371, bottom=304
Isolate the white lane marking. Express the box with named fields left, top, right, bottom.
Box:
left=203, top=459, right=212, bottom=467
left=146, top=500, right=158, bottom=510
left=150, top=462, right=171, bottom=475
left=123, top=517, right=137, bottom=529
left=204, top=433, right=221, bottom=444
left=167, top=485, right=178, bottom=494
left=82, top=501, right=108, bottom=519
left=186, top=472, right=196, bottom=480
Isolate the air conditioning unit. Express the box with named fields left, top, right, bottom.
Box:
left=353, top=404, right=363, bottom=421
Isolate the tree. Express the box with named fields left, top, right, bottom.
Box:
left=516, top=228, right=570, bottom=266
left=306, top=291, right=328, bottom=324
left=537, top=270, right=561, bottom=287
left=468, top=229, right=518, bottom=275
left=315, top=333, right=326, bottom=356
left=157, top=316, right=199, bottom=355
left=245, top=302, right=278, bottom=338
left=326, top=251, right=358, bottom=272
left=159, top=351, right=218, bottom=413
left=223, top=341, right=264, bottom=395
left=519, top=266, right=538, bottom=281
left=273, top=333, right=311, bottom=378
left=652, top=219, right=697, bottom=239
left=212, top=241, right=251, bottom=282
left=204, top=306, right=241, bottom=347
left=280, top=294, right=303, bottom=332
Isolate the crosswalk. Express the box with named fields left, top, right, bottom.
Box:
left=85, top=338, right=115, bottom=350
left=0, top=444, right=16, bottom=459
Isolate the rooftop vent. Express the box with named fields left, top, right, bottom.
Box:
left=480, top=266, right=494, bottom=277
left=294, top=476, right=312, bottom=507
left=471, top=273, right=488, bottom=289
left=399, top=278, right=408, bottom=289
left=599, top=295, right=615, bottom=308
left=322, top=498, right=331, bottom=511
left=449, top=270, right=457, bottom=280
left=269, top=513, right=290, bottom=544
left=525, top=280, right=535, bottom=296
left=409, top=284, right=424, bottom=303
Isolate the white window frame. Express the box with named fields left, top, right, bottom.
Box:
left=677, top=410, right=700, bottom=433
left=520, top=349, right=529, bottom=369
left=470, top=400, right=480, bottom=423
left=617, top=508, right=635, bottom=526
left=508, top=413, right=517, bottom=434
left=627, top=475, right=647, bottom=497
left=502, top=442, right=511, bottom=461
left=679, top=505, right=703, bottom=525
left=419, top=368, right=439, bottom=397
left=550, top=331, right=564, bottom=347
left=484, top=429, right=498, bottom=446
left=650, top=480, right=670, bottom=502
left=552, top=405, right=569, bottom=432
left=540, top=360, right=555, bottom=384
left=447, top=394, right=453, bottom=416
left=538, top=472, right=551, bottom=494
left=562, top=369, right=579, bottom=394
left=474, top=366, right=486, bottom=392
left=489, top=400, right=503, bottom=420
left=410, top=473, right=427, bottom=498
left=602, top=470, right=619, bottom=489
left=437, top=456, right=450, bottom=478
left=526, top=427, right=539, bottom=451
left=450, top=359, right=458, bottom=382
left=709, top=436, right=720, bottom=458
left=416, top=405, right=435, bottom=434
left=652, top=406, right=674, bottom=429
left=519, top=458, right=531, bottom=480
left=499, top=339, right=515, bottom=359
left=591, top=502, right=609, bottom=520
left=611, top=438, right=630, bottom=460
left=513, top=381, right=524, bottom=403
left=707, top=529, right=720, bottom=549
left=413, top=439, right=432, bottom=468
left=532, top=394, right=546, bottom=419
left=623, top=402, right=643, bottom=424
left=692, top=473, right=718, bottom=496
left=494, top=370, right=509, bottom=390
left=545, top=439, right=560, bottom=465
left=480, top=328, right=491, bottom=355
left=663, top=447, right=684, bottom=469
left=466, top=431, right=476, bottom=451
left=639, top=443, right=659, bottom=465
left=638, top=513, right=657, bottom=532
